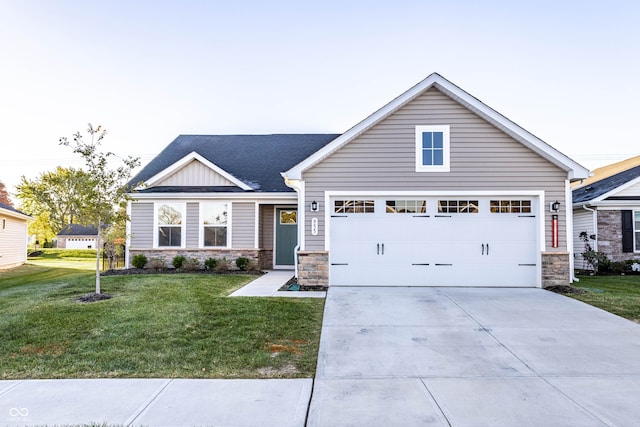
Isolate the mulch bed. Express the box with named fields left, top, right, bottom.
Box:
left=545, top=285, right=588, bottom=295
left=101, top=268, right=263, bottom=276
left=76, top=292, right=113, bottom=303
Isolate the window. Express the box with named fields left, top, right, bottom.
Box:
left=438, top=200, right=478, bottom=213
left=280, top=210, right=297, bottom=224
left=334, top=200, right=375, bottom=214
left=156, top=203, right=184, bottom=247
left=635, top=211, right=640, bottom=252
left=416, top=125, right=450, bottom=172
left=490, top=200, right=532, bottom=214
left=386, top=200, right=426, bottom=213
left=202, top=203, right=229, bottom=247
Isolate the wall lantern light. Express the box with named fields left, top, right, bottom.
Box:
left=550, top=201, right=560, bottom=212
left=311, top=200, right=319, bottom=212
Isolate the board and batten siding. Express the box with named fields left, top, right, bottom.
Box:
left=156, top=160, right=235, bottom=186
left=231, top=202, right=255, bottom=248
left=0, top=215, right=28, bottom=268
left=573, top=208, right=595, bottom=269
left=130, top=202, right=154, bottom=248
left=303, top=87, right=569, bottom=252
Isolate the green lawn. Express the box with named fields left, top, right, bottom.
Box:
left=568, top=274, right=640, bottom=323
left=0, top=258, right=324, bottom=379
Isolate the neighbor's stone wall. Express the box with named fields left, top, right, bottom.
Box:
left=297, top=251, right=328, bottom=288
left=542, top=252, right=570, bottom=287
left=129, top=248, right=270, bottom=270
left=597, top=210, right=640, bottom=263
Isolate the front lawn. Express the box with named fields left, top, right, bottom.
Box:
left=0, top=262, right=324, bottom=379
left=568, top=274, right=640, bottom=323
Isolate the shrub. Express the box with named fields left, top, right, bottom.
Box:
left=215, top=257, right=230, bottom=273
left=182, top=257, right=201, bottom=271
left=148, top=257, right=167, bottom=271
left=172, top=255, right=186, bottom=269
left=204, top=257, right=218, bottom=271
left=609, top=261, right=630, bottom=274
left=131, top=254, right=148, bottom=269
left=235, top=257, right=250, bottom=271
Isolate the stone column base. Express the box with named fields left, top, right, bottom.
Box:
left=297, top=251, right=329, bottom=289
left=542, top=252, right=570, bottom=288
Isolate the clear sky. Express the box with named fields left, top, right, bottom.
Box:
left=1, top=0, right=638, bottom=198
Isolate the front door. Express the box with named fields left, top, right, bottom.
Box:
left=275, top=208, right=298, bottom=266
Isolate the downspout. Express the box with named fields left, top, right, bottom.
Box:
left=282, top=175, right=303, bottom=279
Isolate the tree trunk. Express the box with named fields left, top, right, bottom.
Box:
left=95, top=222, right=101, bottom=294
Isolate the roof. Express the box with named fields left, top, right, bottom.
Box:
left=58, top=224, right=99, bottom=236
left=0, top=202, right=31, bottom=220
left=572, top=157, right=640, bottom=204
left=284, top=73, right=590, bottom=181
left=130, top=134, right=340, bottom=193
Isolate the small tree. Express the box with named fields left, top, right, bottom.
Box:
left=579, top=231, right=609, bottom=274
left=60, top=124, right=140, bottom=294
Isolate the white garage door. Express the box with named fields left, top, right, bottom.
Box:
left=329, top=197, right=539, bottom=287
left=65, top=238, right=97, bottom=249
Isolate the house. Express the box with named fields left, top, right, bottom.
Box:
left=572, top=156, right=640, bottom=269
left=57, top=224, right=99, bottom=249
left=127, top=73, right=589, bottom=288
left=0, top=202, right=31, bottom=269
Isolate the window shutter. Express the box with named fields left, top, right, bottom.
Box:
left=622, top=210, right=634, bottom=253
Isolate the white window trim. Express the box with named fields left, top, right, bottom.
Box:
left=635, top=210, right=640, bottom=253
left=199, top=202, right=232, bottom=248
left=153, top=202, right=186, bottom=248
left=415, top=125, right=450, bottom=172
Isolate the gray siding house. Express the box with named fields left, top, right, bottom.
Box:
left=0, top=202, right=30, bottom=269
left=572, top=156, right=640, bottom=269
left=128, top=73, right=589, bottom=288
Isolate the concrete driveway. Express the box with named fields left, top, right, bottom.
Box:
left=308, top=287, right=640, bottom=426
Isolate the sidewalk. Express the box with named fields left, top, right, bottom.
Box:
left=229, top=270, right=325, bottom=298
left=1, top=378, right=312, bottom=427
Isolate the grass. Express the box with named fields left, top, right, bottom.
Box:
left=0, top=255, right=325, bottom=379
left=568, top=274, right=640, bottom=323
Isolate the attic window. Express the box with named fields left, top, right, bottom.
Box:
left=416, top=125, right=450, bottom=172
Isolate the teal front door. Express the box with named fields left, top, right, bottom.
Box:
left=275, top=208, right=297, bottom=266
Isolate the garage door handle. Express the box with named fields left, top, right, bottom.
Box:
left=381, top=243, right=384, bottom=255
left=482, top=243, right=485, bottom=255
left=486, top=243, right=489, bottom=255
left=377, top=243, right=380, bottom=255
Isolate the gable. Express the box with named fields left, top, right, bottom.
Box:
left=284, top=73, right=588, bottom=181
left=303, top=87, right=567, bottom=188
left=154, top=159, right=237, bottom=187
left=614, top=180, right=640, bottom=198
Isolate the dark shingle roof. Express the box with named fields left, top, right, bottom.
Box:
left=58, top=224, right=98, bottom=236
left=130, top=134, right=341, bottom=193
left=0, top=202, right=29, bottom=217
left=573, top=165, right=640, bottom=203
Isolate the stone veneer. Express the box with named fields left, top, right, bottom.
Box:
left=541, top=252, right=570, bottom=287
left=597, top=210, right=640, bottom=263
left=297, top=251, right=329, bottom=288
left=129, top=249, right=272, bottom=270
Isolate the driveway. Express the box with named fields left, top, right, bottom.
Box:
left=307, top=287, right=640, bottom=426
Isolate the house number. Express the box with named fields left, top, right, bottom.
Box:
left=311, top=217, right=318, bottom=236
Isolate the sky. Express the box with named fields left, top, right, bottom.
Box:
left=1, top=0, right=639, bottom=202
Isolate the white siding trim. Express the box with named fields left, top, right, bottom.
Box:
left=125, top=200, right=131, bottom=268
left=140, top=152, right=252, bottom=190
left=254, top=202, right=259, bottom=249
left=565, top=179, right=575, bottom=281
left=130, top=192, right=296, bottom=202
left=590, top=175, right=640, bottom=203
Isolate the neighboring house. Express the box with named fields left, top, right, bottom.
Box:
left=572, top=156, right=640, bottom=269
left=0, top=202, right=31, bottom=269
left=128, top=73, right=589, bottom=288
left=57, top=224, right=98, bottom=249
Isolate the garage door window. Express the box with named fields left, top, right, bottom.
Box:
left=386, top=200, right=426, bottom=213
left=490, top=200, right=531, bottom=213
left=438, top=200, right=478, bottom=213
left=334, top=200, right=375, bottom=214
